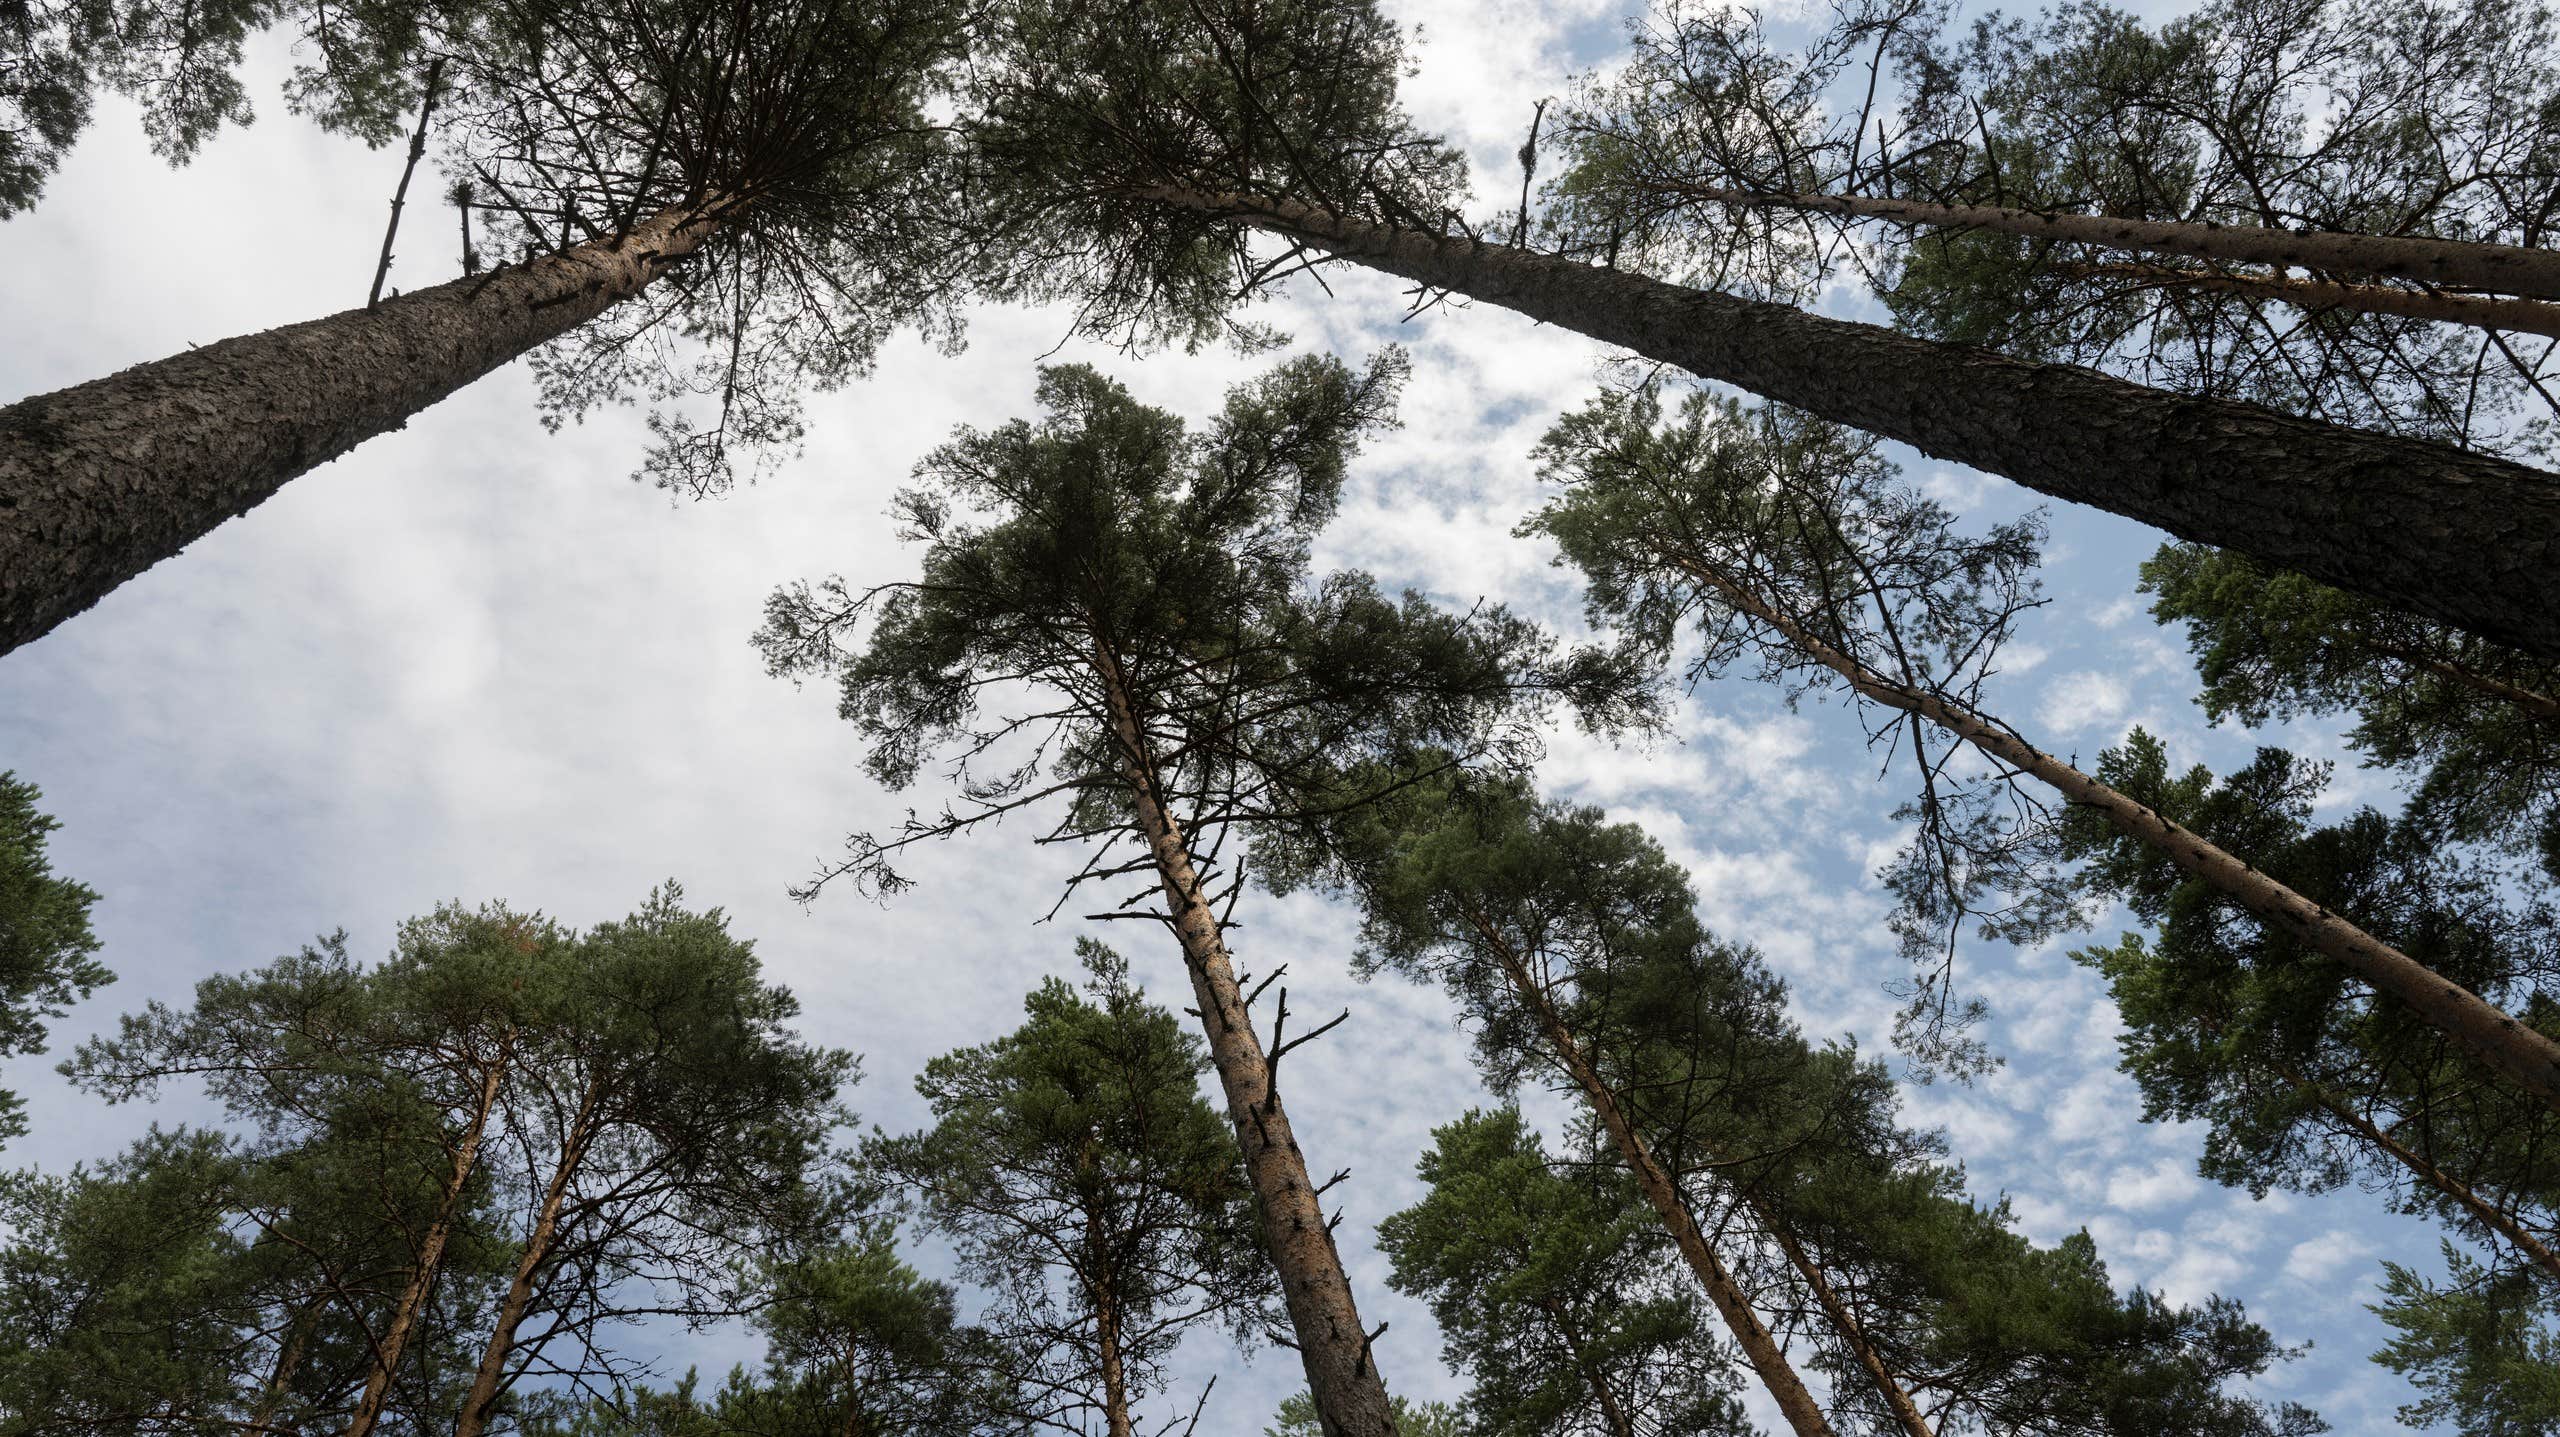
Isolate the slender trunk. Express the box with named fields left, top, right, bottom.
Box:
left=2050, top=260, right=2560, bottom=340
left=1653, top=181, right=2560, bottom=303
left=2362, top=641, right=2560, bottom=723
left=1463, top=910, right=1837, bottom=1437
left=453, top=1086, right=599, bottom=1437
left=2276, top=1062, right=2560, bottom=1287
left=1536, top=1296, right=1638, bottom=1437
left=1758, top=1219, right=1935, bottom=1437
left=1085, top=1200, right=1136, bottom=1437
left=243, top=1300, right=319, bottom=1437
left=369, top=58, right=446, bottom=310
left=344, top=1051, right=509, bottom=1437
left=837, top=1360, right=867, bottom=1437
left=0, top=199, right=729, bottom=656
left=1671, top=553, right=2560, bottom=1118
left=1090, top=642, right=1400, bottom=1437
left=1133, top=185, right=2560, bottom=662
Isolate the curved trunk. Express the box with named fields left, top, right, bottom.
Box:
left=0, top=200, right=728, bottom=656
left=1463, top=911, right=1838, bottom=1437
left=1671, top=553, right=2560, bottom=1118
left=1134, top=186, right=2560, bottom=663
left=2049, top=260, right=2560, bottom=340
left=1091, top=642, right=1401, bottom=1437
left=1653, top=182, right=2560, bottom=303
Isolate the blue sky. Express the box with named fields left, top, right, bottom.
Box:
left=0, top=0, right=2479, bottom=1430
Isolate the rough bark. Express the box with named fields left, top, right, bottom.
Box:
left=2051, top=260, right=2560, bottom=340
left=1670, top=553, right=2560, bottom=1119
left=1463, top=910, right=1839, bottom=1437
left=1090, top=642, right=1400, bottom=1437
left=1654, top=182, right=2560, bottom=304
left=1135, top=185, right=2560, bottom=663
left=2274, top=1060, right=2560, bottom=1288
left=343, top=1050, right=508, bottom=1437
left=453, top=1086, right=598, bottom=1437
left=0, top=200, right=727, bottom=657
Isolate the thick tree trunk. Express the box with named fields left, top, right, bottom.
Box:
left=1670, top=552, right=2560, bottom=1118
left=1654, top=182, right=2560, bottom=304
left=454, top=1091, right=597, bottom=1437
left=343, top=1052, right=508, bottom=1437
left=1537, top=1296, right=1638, bottom=1437
left=1134, top=186, right=2560, bottom=662
left=1091, top=643, right=1401, bottom=1437
left=0, top=200, right=727, bottom=657
left=2274, top=1061, right=2560, bottom=1287
left=1463, top=911, right=1838, bottom=1437
left=2050, top=260, right=2560, bottom=340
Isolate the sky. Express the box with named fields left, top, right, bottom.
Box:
left=0, top=0, right=2478, bottom=1431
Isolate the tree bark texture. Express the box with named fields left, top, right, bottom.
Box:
left=1654, top=182, right=2560, bottom=304
left=1091, top=644, right=1401, bottom=1437
left=343, top=1051, right=508, bottom=1437
left=1136, top=186, right=2560, bottom=663
left=1670, top=553, right=2560, bottom=1119
left=0, top=202, right=723, bottom=657
left=1463, top=910, right=1839, bottom=1437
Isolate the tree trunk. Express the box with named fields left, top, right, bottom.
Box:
left=1759, top=1220, right=1935, bottom=1437
left=343, top=1050, right=508, bottom=1437
left=2274, top=1061, right=2560, bottom=1287
left=1090, top=641, right=1401, bottom=1437
left=453, top=1087, right=598, bottom=1437
left=2050, top=260, right=2560, bottom=340
left=243, top=1299, right=319, bottom=1437
left=1669, top=552, right=2560, bottom=1118
left=1652, top=182, right=2560, bottom=304
left=1462, top=910, right=1839, bottom=1437
left=0, top=200, right=728, bottom=657
left=1536, top=1296, right=1638, bottom=1437
left=1086, top=1201, right=1136, bottom=1437
left=2362, top=641, right=2560, bottom=724
left=1133, top=186, right=2560, bottom=663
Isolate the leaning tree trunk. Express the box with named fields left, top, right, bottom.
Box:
left=1092, top=642, right=1402, bottom=1437
left=454, top=1089, right=597, bottom=1437
left=1464, top=910, right=1839, bottom=1437
left=1670, top=552, right=2560, bottom=1119
left=2048, top=261, right=2560, bottom=340
left=0, top=200, right=728, bottom=657
left=1654, top=182, right=2560, bottom=303
left=1133, top=186, right=2560, bottom=663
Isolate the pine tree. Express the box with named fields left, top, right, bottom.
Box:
left=869, top=944, right=1272, bottom=1437
left=0, top=772, right=105, bottom=1146
left=755, top=354, right=1639, bottom=1437
left=2370, top=1245, right=2560, bottom=1435
left=2141, top=541, right=2560, bottom=879
left=1376, top=1106, right=1748, bottom=1437
left=0, top=0, right=966, bottom=656
left=1526, top=380, right=2560, bottom=1116
left=965, top=0, right=2560, bottom=660
left=2067, top=732, right=2560, bottom=1287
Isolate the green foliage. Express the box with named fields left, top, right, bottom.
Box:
left=2142, top=541, right=2560, bottom=879
left=2064, top=732, right=2560, bottom=1283
left=870, top=944, right=1269, bottom=1428
left=1377, top=1107, right=1746, bottom=1437
left=2371, top=1246, right=2560, bottom=1435
left=1264, top=1391, right=1467, bottom=1437
left=1526, top=382, right=2059, bottom=1075
left=964, top=0, right=1465, bottom=349
left=759, top=354, right=1639, bottom=904
left=0, top=772, right=105, bottom=1144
